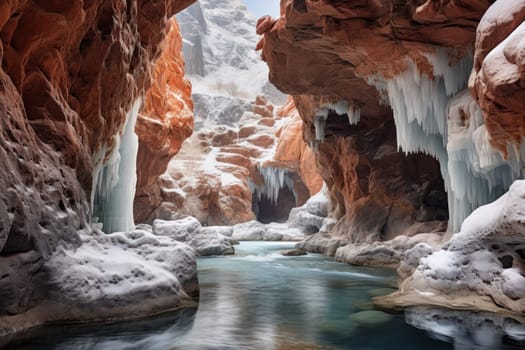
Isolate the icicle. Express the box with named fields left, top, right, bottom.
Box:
left=368, top=48, right=474, bottom=232
left=250, top=165, right=297, bottom=205
left=314, top=108, right=329, bottom=142
left=347, top=106, right=361, bottom=125
left=92, top=98, right=142, bottom=233
left=446, top=90, right=524, bottom=231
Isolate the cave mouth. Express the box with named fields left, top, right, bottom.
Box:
left=252, top=186, right=296, bottom=224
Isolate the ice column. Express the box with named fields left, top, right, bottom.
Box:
left=92, top=98, right=142, bottom=233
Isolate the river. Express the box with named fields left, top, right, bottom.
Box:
left=5, top=242, right=525, bottom=349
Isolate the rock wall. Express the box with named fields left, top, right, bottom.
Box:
left=257, top=0, right=466, bottom=243
left=144, top=96, right=322, bottom=226
left=0, top=0, right=195, bottom=332
left=257, top=0, right=525, bottom=315
left=134, top=18, right=194, bottom=223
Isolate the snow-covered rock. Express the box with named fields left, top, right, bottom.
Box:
left=288, top=185, right=330, bottom=233
left=232, top=220, right=266, bottom=241
left=153, top=217, right=236, bottom=256
left=0, top=228, right=200, bottom=336
left=379, top=180, right=525, bottom=315
left=405, top=307, right=525, bottom=346
left=230, top=220, right=307, bottom=241
left=335, top=233, right=443, bottom=268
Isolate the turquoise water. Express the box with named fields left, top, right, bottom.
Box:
left=4, top=242, right=524, bottom=349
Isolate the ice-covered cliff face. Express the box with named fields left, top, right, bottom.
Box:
left=177, top=0, right=285, bottom=128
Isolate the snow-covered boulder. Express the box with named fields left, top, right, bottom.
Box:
left=335, top=233, right=443, bottom=268
left=265, top=222, right=305, bottom=241
left=378, top=180, right=525, bottom=315
left=232, top=220, right=266, bottom=241
left=0, top=228, right=200, bottom=336
left=153, top=217, right=236, bottom=256
left=288, top=185, right=330, bottom=234
left=230, top=220, right=307, bottom=241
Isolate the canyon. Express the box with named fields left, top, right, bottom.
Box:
left=0, top=0, right=524, bottom=346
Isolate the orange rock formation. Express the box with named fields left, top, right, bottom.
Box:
left=256, top=0, right=494, bottom=241
left=135, top=18, right=194, bottom=222
left=0, top=0, right=195, bottom=318
left=470, top=1, right=525, bottom=155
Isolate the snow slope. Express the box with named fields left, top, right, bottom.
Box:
left=177, top=0, right=285, bottom=128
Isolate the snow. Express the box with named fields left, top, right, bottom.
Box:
left=478, top=0, right=525, bottom=33
left=221, top=172, right=242, bottom=186
left=92, top=98, right=141, bottom=233
left=422, top=250, right=463, bottom=280
left=178, top=0, right=272, bottom=101
left=501, top=268, right=525, bottom=299
left=47, top=227, right=196, bottom=305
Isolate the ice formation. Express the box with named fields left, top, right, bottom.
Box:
left=320, top=100, right=361, bottom=126
left=313, top=108, right=329, bottom=142
left=446, top=91, right=524, bottom=230
left=249, top=165, right=296, bottom=205
left=367, top=48, right=525, bottom=231
left=92, top=99, right=141, bottom=233
left=347, top=106, right=361, bottom=126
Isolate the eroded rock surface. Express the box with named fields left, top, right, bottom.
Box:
left=145, top=97, right=322, bottom=227
left=0, top=0, right=196, bottom=334
left=1, top=227, right=198, bottom=336
left=378, top=180, right=525, bottom=316
left=135, top=18, right=194, bottom=223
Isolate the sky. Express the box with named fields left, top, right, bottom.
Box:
left=242, top=0, right=280, bottom=18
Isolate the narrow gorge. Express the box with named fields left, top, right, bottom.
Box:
left=0, top=0, right=524, bottom=349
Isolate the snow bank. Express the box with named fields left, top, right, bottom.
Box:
left=45, top=226, right=198, bottom=320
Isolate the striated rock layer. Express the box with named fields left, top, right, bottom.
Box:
left=145, top=96, right=323, bottom=226
left=0, top=0, right=196, bottom=335
left=258, top=0, right=525, bottom=314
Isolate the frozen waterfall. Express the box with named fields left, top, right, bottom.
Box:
left=92, top=99, right=141, bottom=233
left=367, top=48, right=525, bottom=232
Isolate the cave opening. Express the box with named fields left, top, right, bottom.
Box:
left=249, top=166, right=312, bottom=224
left=252, top=186, right=296, bottom=223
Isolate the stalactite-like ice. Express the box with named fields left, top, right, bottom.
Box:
left=313, top=108, right=329, bottom=142
left=249, top=165, right=296, bottom=205
left=320, top=100, right=361, bottom=126
left=368, top=47, right=525, bottom=231
left=347, top=106, right=361, bottom=126
left=92, top=99, right=142, bottom=233
left=447, top=91, right=525, bottom=231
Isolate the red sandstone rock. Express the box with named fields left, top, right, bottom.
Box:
left=470, top=1, right=525, bottom=155
left=271, top=98, right=323, bottom=197
left=257, top=0, right=481, bottom=242
left=134, top=19, right=194, bottom=222
left=0, top=0, right=195, bottom=318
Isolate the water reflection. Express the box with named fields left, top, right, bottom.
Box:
left=406, top=307, right=525, bottom=350
left=4, top=242, right=525, bottom=350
